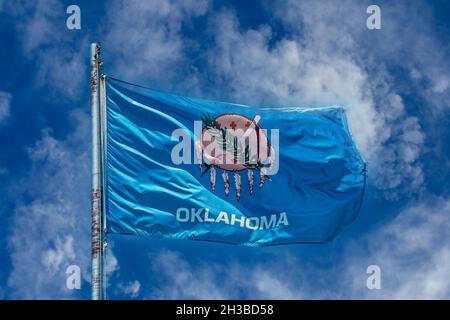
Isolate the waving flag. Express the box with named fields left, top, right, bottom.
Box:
left=105, top=77, right=366, bottom=246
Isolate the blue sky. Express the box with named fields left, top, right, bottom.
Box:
left=0, top=0, right=449, bottom=299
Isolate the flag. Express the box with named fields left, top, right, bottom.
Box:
left=105, top=77, right=366, bottom=246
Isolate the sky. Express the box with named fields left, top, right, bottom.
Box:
left=0, top=0, right=449, bottom=299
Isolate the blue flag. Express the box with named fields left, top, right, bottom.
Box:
left=105, top=77, right=366, bottom=246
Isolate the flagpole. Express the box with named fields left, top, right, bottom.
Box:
left=99, top=72, right=108, bottom=300
left=90, top=42, right=104, bottom=300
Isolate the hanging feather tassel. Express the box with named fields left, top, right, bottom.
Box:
left=210, top=166, right=216, bottom=192
left=247, top=169, right=254, bottom=195
left=234, top=172, right=242, bottom=201
left=259, top=167, right=266, bottom=188
left=222, top=172, right=230, bottom=197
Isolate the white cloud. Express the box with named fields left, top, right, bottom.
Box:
left=101, top=0, right=448, bottom=196
left=5, top=0, right=211, bottom=300
left=5, top=0, right=449, bottom=299
left=4, top=1, right=92, bottom=296
left=5, top=0, right=87, bottom=98
left=14, top=0, right=62, bottom=54
left=0, top=91, right=11, bottom=124
left=149, top=250, right=230, bottom=299
left=144, top=197, right=450, bottom=299
left=105, top=248, right=119, bottom=276
left=105, top=246, right=120, bottom=291
left=103, top=0, right=208, bottom=92
left=346, top=197, right=450, bottom=299
left=117, top=280, right=141, bottom=298
left=42, top=235, right=76, bottom=273
left=7, top=110, right=91, bottom=299
left=33, top=43, right=87, bottom=98
left=147, top=249, right=311, bottom=299
left=202, top=2, right=431, bottom=196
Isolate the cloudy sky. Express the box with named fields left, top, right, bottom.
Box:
left=0, top=0, right=449, bottom=299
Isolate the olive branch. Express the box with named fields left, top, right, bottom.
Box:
left=201, top=113, right=266, bottom=170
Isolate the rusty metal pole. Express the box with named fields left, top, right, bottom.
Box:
left=90, top=43, right=104, bottom=300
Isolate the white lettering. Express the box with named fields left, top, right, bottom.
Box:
left=260, top=214, right=277, bottom=229
left=277, top=212, right=289, bottom=227
left=246, top=217, right=259, bottom=230
left=204, top=208, right=215, bottom=222
left=230, top=214, right=246, bottom=227
left=216, top=211, right=230, bottom=224
left=176, top=208, right=190, bottom=222
left=191, top=208, right=204, bottom=222
left=175, top=208, right=289, bottom=231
